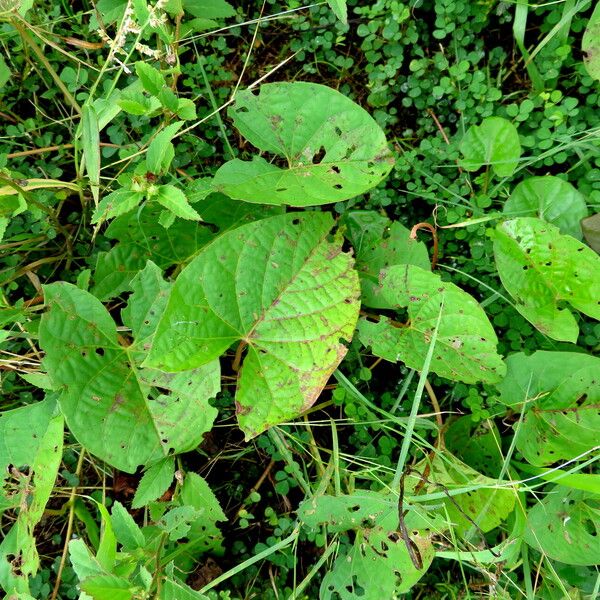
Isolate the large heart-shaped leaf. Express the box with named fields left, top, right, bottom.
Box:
left=40, top=264, right=220, bottom=472
left=497, top=351, right=600, bottom=466
left=342, top=210, right=430, bottom=308
left=492, top=217, right=600, bottom=342
left=525, top=487, right=600, bottom=566
left=211, top=82, right=394, bottom=206
left=145, top=212, right=360, bottom=438
left=503, top=176, right=588, bottom=240
left=358, top=265, right=505, bottom=384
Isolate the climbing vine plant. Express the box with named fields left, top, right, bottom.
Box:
left=1, top=1, right=600, bottom=599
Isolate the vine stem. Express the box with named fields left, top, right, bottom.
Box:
left=410, top=222, right=439, bottom=270
left=50, top=449, right=86, bottom=600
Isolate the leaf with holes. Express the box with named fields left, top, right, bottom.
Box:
left=459, top=116, right=521, bottom=177
left=321, top=526, right=434, bottom=598
left=525, top=487, right=600, bottom=566
left=342, top=210, right=430, bottom=308
left=145, top=212, right=360, bottom=438
left=503, top=176, right=588, bottom=240
left=492, top=217, right=600, bottom=342
left=211, top=82, right=394, bottom=206
left=39, top=269, right=220, bottom=472
left=497, top=351, right=600, bottom=466
left=358, top=265, right=505, bottom=384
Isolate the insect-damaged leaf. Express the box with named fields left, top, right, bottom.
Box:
left=342, top=210, right=430, bottom=309
left=525, top=487, right=600, bottom=566
left=39, top=264, right=220, bottom=472
left=145, top=212, right=360, bottom=438
left=497, top=351, right=600, bottom=467
left=492, top=217, right=600, bottom=342
left=358, top=265, right=505, bottom=384
left=212, top=82, right=394, bottom=206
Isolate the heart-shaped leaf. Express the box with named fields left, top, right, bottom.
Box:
left=493, top=217, right=600, bottom=342
left=358, top=265, right=505, bottom=384
left=40, top=264, right=220, bottom=472
left=503, top=176, right=588, bottom=239
left=212, top=82, right=394, bottom=206
left=497, top=351, right=600, bottom=466
left=145, top=212, right=360, bottom=438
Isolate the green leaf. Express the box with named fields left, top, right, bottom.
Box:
left=525, top=487, right=600, bottom=566
left=161, top=578, right=209, bottom=600
left=157, top=506, right=201, bottom=541
left=503, top=176, right=588, bottom=239
left=492, top=217, right=600, bottom=342
left=459, top=116, right=521, bottom=177
left=82, top=103, right=101, bottom=205
left=135, top=61, right=165, bottom=96
left=146, top=212, right=360, bottom=438
left=582, top=212, right=600, bottom=253
left=358, top=265, right=505, bottom=384
left=118, top=90, right=156, bottom=116
left=213, top=82, right=394, bottom=206
left=410, top=453, right=516, bottom=536
left=91, top=189, right=144, bottom=224
left=81, top=574, right=134, bottom=600
left=146, top=121, right=183, bottom=175
left=0, top=398, right=56, bottom=485
left=321, top=527, right=434, bottom=598
left=0, top=55, right=10, bottom=90
left=176, top=98, right=197, bottom=120
left=69, top=539, right=106, bottom=583
left=40, top=282, right=220, bottom=471
left=326, top=0, right=347, bottom=24
left=513, top=462, right=600, bottom=494
left=342, top=210, right=430, bottom=308
left=182, top=0, right=235, bottom=18
left=497, top=351, right=600, bottom=466
left=158, top=87, right=179, bottom=112
left=155, top=185, right=201, bottom=221
left=110, top=501, right=145, bottom=551
left=132, top=456, right=175, bottom=509
left=582, top=2, right=600, bottom=81
left=92, top=195, right=278, bottom=300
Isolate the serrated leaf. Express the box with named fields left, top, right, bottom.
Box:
left=493, top=217, right=600, bottom=342
left=91, top=189, right=144, bottom=224
left=155, top=185, right=201, bottom=221
left=358, top=265, right=505, bottom=384
left=69, top=539, right=106, bottom=583
left=158, top=505, right=201, bottom=541
left=213, top=82, right=394, bottom=206
left=146, top=212, right=360, bottom=438
left=459, top=116, right=521, bottom=177
left=39, top=283, right=219, bottom=472
left=146, top=121, right=183, bottom=174
left=582, top=212, right=600, bottom=253
left=525, top=487, right=600, bottom=566
left=132, top=456, right=175, bottom=509
left=176, top=98, right=197, bottom=120
left=497, top=351, right=600, bottom=466
left=135, top=61, right=165, bottom=96
left=81, top=574, right=134, bottom=600
left=158, top=87, right=179, bottom=112
left=161, top=578, right=210, bottom=600
left=582, top=2, right=600, bottom=80
left=342, top=210, right=430, bottom=308
left=110, top=501, right=145, bottom=551
left=503, top=176, right=588, bottom=239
